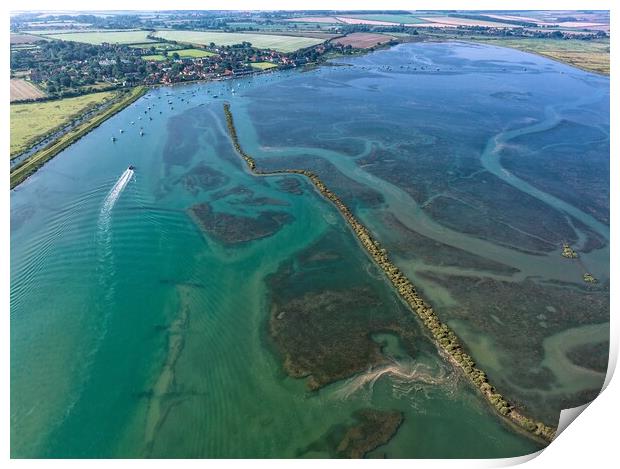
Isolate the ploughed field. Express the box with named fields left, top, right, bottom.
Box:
left=10, top=42, right=608, bottom=458
left=10, top=78, right=46, bottom=102
left=332, top=33, right=396, bottom=49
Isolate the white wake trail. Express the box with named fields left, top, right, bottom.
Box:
left=100, top=168, right=134, bottom=219
left=97, top=167, right=134, bottom=270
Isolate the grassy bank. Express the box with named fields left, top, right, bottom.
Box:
left=10, top=86, right=147, bottom=189
left=10, top=90, right=118, bottom=157
left=223, top=103, right=555, bottom=444
left=471, top=37, right=609, bottom=75
left=423, top=34, right=610, bottom=75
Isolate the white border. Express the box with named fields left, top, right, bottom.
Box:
left=3, top=1, right=616, bottom=466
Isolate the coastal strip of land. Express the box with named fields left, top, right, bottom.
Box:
left=223, top=103, right=556, bottom=444
left=11, top=90, right=118, bottom=158
left=467, top=37, right=609, bottom=75
left=10, top=86, right=147, bottom=189
left=419, top=35, right=610, bottom=75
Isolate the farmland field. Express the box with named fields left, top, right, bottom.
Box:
left=141, top=54, right=167, bottom=61
left=129, top=42, right=180, bottom=50
left=332, top=32, right=395, bottom=49
left=231, top=21, right=337, bottom=31
left=10, top=33, right=46, bottom=44
left=10, top=79, right=45, bottom=102
left=42, top=30, right=156, bottom=45
left=335, top=17, right=402, bottom=26
left=419, top=16, right=517, bottom=27
left=153, top=30, right=324, bottom=52
left=23, top=29, right=103, bottom=35
left=250, top=61, right=278, bottom=70
left=343, top=14, right=427, bottom=24
left=175, top=48, right=216, bottom=58
left=10, top=91, right=117, bottom=156
left=284, top=16, right=343, bottom=24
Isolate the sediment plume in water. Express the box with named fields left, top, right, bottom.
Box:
left=222, top=103, right=556, bottom=443
left=333, top=358, right=454, bottom=401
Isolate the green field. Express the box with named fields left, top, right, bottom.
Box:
left=153, top=30, right=324, bottom=52
left=10, top=91, right=117, bottom=156
left=43, top=30, right=156, bottom=45
left=344, top=14, right=427, bottom=24
left=250, top=61, right=278, bottom=70
left=141, top=54, right=167, bottom=61
left=470, top=37, right=610, bottom=74
left=11, top=87, right=147, bottom=188
left=23, top=29, right=101, bottom=35
left=228, top=21, right=334, bottom=30
left=175, top=48, right=216, bottom=58
left=129, top=42, right=182, bottom=50
left=141, top=49, right=215, bottom=61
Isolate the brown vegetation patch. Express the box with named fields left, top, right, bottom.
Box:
left=337, top=409, right=403, bottom=458
left=566, top=341, right=609, bottom=373
left=188, top=202, right=293, bottom=245
left=295, top=408, right=403, bottom=458
left=271, top=288, right=386, bottom=388
left=176, top=162, right=228, bottom=195
left=268, top=230, right=424, bottom=390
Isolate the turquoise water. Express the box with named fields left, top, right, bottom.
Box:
left=10, top=42, right=608, bottom=458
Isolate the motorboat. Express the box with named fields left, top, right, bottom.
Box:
left=128, top=165, right=135, bottom=170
